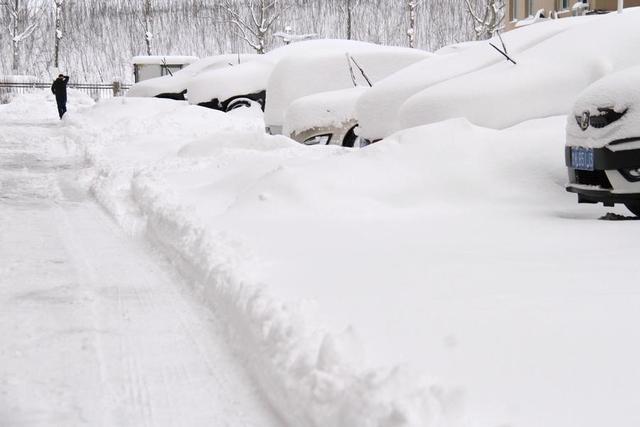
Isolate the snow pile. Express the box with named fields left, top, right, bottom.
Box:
left=356, top=14, right=596, bottom=140
left=59, top=92, right=574, bottom=427
left=264, top=46, right=431, bottom=129
left=0, top=75, right=41, bottom=103
left=0, top=90, right=94, bottom=119
left=283, top=87, right=367, bottom=136
left=567, top=65, right=640, bottom=149
left=128, top=54, right=256, bottom=98
left=49, top=95, right=457, bottom=426
left=398, top=8, right=640, bottom=130
left=9, top=23, right=640, bottom=424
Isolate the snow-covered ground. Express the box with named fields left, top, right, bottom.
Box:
left=0, top=93, right=281, bottom=426
left=3, top=90, right=640, bottom=427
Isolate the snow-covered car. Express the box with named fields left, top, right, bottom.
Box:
left=284, top=87, right=369, bottom=147
left=396, top=9, right=640, bottom=132
left=127, top=54, right=256, bottom=100
left=355, top=15, right=596, bottom=142
left=265, top=46, right=430, bottom=136
left=565, top=66, right=640, bottom=216
left=186, top=39, right=404, bottom=113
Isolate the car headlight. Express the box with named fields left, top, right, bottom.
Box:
left=303, top=134, right=332, bottom=146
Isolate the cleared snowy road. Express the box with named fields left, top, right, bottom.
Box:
left=0, top=120, right=281, bottom=426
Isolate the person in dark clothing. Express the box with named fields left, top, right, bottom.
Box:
left=51, top=74, right=69, bottom=119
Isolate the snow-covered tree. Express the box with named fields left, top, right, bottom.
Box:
left=0, top=0, right=487, bottom=82
left=143, top=0, right=153, bottom=55
left=273, top=25, right=316, bottom=45
left=53, top=0, right=63, bottom=69
left=338, top=0, right=360, bottom=40
left=2, top=0, right=41, bottom=73
left=464, top=0, right=505, bottom=39
left=220, top=0, right=288, bottom=54
left=407, top=0, right=420, bottom=48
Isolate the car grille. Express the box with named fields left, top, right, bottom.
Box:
left=574, top=108, right=627, bottom=130
left=573, top=169, right=612, bottom=189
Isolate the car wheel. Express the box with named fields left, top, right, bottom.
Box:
left=624, top=202, right=640, bottom=217
left=225, top=98, right=252, bottom=112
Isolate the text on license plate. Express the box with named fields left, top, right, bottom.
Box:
left=571, top=147, right=594, bottom=171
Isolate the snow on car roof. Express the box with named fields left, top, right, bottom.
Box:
left=127, top=54, right=257, bottom=98
left=132, top=55, right=198, bottom=65
left=185, top=39, right=404, bottom=107
left=264, top=45, right=431, bottom=128
left=355, top=14, right=598, bottom=140
left=398, top=8, right=640, bottom=131
left=186, top=58, right=276, bottom=106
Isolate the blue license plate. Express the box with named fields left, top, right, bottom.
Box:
left=571, top=147, right=594, bottom=171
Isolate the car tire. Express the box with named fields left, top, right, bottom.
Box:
left=225, top=98, right=252, bottom=112
left=624, top=202, right=640, bottom=217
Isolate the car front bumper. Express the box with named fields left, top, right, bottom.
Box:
left=565, top=140, right=640, bottom=206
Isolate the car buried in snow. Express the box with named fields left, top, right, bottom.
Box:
left=354, top=15, right=595, bottom=143
left=565, top=66, right=640, bottom=216
left=186, top=39, right=401, bottom=113
left=283, top=87, right=370, bottom=148
left=264, top=46, right=431, bottom=143
left=127, top=54, right=257, bottom=100
left=394, top=10, right=640, bottom=137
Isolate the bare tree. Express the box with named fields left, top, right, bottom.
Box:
left=0, top=0, right=486, bottom=81
left=143, top=0, right=153, bottom=55
left=406, top=0, right=421, bottom=48
left=464, top=0, right=505, bottom=39
left=273, top=25, right=316, bottom=45
left=53, top=0, right=63, bottom=69
left=338, top=0, right=355, bottom=40
left=220, top=0, right=288, bottom=54
left=2, top=0, right=41, bottom=73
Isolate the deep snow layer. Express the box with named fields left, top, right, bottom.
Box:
left=6, top=92, right=640, bottom=427
left=0, top=101, right=281, bottom=426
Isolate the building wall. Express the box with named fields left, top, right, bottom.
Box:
left=506, top=0, right=640, bottom=26
left=507, top=0, right=565, bottom=22
left=593, top=0, right=640, bottom=9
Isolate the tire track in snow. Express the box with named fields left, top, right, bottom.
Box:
left=0, top=117, right=283, bottom=427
